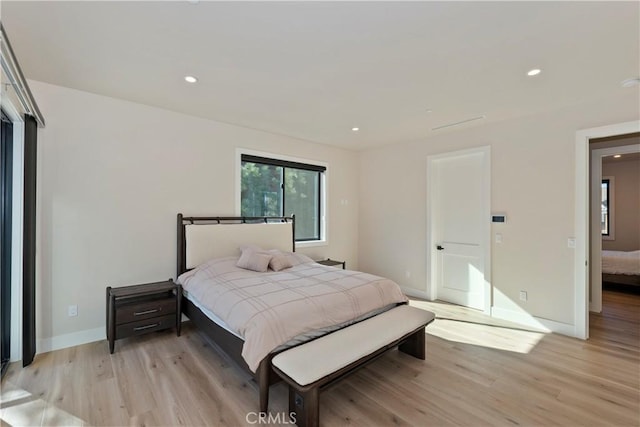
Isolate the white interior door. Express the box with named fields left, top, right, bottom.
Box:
left=428, top=147, right=490, bottom=312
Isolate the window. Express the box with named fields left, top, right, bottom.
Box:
left=1, top=110, right=13, bottom=376
left=240, top=154, right=326, bottom=242
left=601, top=179, right=609, bottom=235
left=601, top=176, right=615, bottom=239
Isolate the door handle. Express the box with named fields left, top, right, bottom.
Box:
left=436, top=245, right=445, bottom=251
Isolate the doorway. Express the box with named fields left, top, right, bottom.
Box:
left=589, top=139, right=640, bottom=314
left=574, top=121, right=640, bottom=339
left=427, top=146, right=491, bottom=313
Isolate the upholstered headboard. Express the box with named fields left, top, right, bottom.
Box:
left=176, top=214, right=295, bottom=277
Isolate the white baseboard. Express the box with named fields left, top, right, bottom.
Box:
left=37, top=327, right=105, bottom=354
left=32, top=306, right=575, bottom=356
left=402, top=290, right=575, bottom=337
left=401, top=287, right=431, bottom=301
left=35, top=318, right=190, bottom=356
left=491, top=306, right=575, bottom=336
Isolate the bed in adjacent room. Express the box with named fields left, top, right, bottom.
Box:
left=175, top=214, right=411, bottom=412
left=602, top=249, right=640, bottom=287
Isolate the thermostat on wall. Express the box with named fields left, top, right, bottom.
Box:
left=491, top=213, right=507, bottom=223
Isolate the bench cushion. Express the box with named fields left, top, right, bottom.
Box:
left=271, top=305, right=435, bottom=387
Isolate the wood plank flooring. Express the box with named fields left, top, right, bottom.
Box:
left=2, top=290, right=639, bottom=426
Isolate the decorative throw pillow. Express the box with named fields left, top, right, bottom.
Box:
left=240, top=244, right=263, bottom=253
left=269, top=254, right=294, bottom=271
left=237, top=249, right=272, bottom=272
left=290, top=253, right=314, bottom=265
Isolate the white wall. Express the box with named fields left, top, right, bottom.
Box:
left=30, top=80, right=360, bottom=352
left=358, top=90, right=639, bottom=331
left=26, top=76, right=640, bottom=350
left=602, top=157, right=640, bottom=251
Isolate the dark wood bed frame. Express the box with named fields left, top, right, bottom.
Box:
left=176, top=213, right=295, bottom=413
left=602, top=273, right=640, bottom=287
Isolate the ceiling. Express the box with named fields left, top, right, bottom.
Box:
left=2, top=1, right=639, bottom=150
left=602, top=151, right=640, bottom=163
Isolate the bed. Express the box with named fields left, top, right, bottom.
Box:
left=175, top=214, right=409, bottom=412
left=602, top=250, right=640, bottom=287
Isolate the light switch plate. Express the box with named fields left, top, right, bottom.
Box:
left=68, top=305, right=78, bottom=317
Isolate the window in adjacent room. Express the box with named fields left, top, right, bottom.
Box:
left=240, top=154, right=326, bottom=242
left=601, top=177, right=615, bottom=239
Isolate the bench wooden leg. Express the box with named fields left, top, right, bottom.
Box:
left=289, top=387, right=319, bottom=427
left=398, top=328, right=425, bottom=360
left=258, top=360, right=270, bottom=413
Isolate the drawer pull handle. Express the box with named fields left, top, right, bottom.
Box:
left=134, top=309, right=159, bottom=316
left=134, top=323, right=160, bottom=331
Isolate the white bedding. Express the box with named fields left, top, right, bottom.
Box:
left=177, top=252, right=408, bottom=372
left=183, top=289, right=242, bottom=338
left=182, top=288, right=395, bottom=348
left=602, top=250, right=640, bottom=275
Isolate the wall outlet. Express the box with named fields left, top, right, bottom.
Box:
left=567, top=238, right=576, bottom=248
left=68, top=305, right=78, bottom=317
left=519, top=291, right=527, bottom=302
left=405, top=270, right=411, bottom=279
left=495, top=233, right=503, bottom=244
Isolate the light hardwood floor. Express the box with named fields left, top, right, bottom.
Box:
left=2, top=290, right=639, bottom=426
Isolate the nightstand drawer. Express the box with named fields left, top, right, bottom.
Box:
left=116, top=298, right=176, bottom=325
left=115, top=314, right=176, bottom=339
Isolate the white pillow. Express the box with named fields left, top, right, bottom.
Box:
left=240, top=244, right=264, bottom=252
left=268, top=250, right=315, bottom=267
left=269, top=254, right=294, bottom=271
left=237, top=248, right=272, bottom=272
left=287, top=252, right=315, bottom=266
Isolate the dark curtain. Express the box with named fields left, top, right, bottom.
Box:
left=22, top=114, right=37, bottom=367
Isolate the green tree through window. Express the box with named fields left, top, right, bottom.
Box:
left=241, top=155, right=325, bottom=241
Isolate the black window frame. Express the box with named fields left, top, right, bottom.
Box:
left=241, top=154, right=326, bottom=242
left=601, top=178, right=610, bottom=236
left=1, top=109, right=13, bottom=377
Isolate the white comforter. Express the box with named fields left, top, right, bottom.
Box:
left=602, top=250, right=640, bottom=275
left=177, top=253, right=408, bottom=372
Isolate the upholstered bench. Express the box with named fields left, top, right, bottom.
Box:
left=271, top=305, right=436, bottom=427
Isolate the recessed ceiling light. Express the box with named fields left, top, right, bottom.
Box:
left=621, top=78, right=640, bottom=88
left=184, top=75, right=198, bottom=83
left=426, top=109, right=433, bottom=114
left=613, top=154, right=622, bottom=158
left=351, top=127, right=360, bottom=132
left=527, top=69, right=541, bottom=76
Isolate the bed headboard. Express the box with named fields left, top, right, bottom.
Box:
left=176, top=214, right=295, bottom=278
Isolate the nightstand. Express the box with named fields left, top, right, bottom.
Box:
left=317, top=258, right=346, bottom=269
left=106, top=279, right=181, bottom=354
